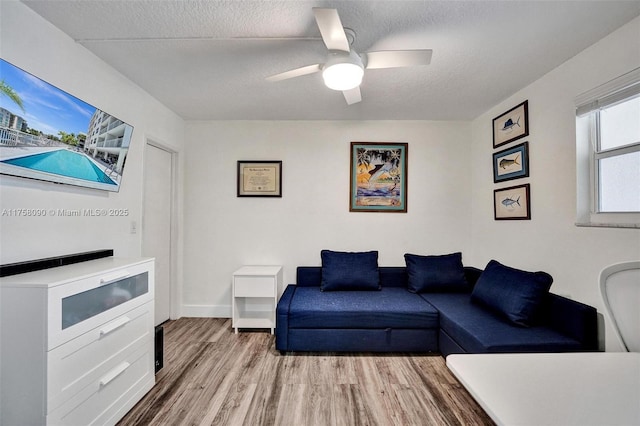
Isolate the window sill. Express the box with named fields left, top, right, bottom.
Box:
left=575, top=222, right=640, bottom=229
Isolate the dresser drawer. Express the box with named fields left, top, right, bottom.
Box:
left=47, top=302, right=153, bottom=412
left=234, top=276, right=275, bottom=297
left=48, top=260, right=154, bottom=350
left=47, top=344, right=154, bottom=426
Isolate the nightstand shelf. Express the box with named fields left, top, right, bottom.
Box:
left=232, top=265, right=282, bottom=334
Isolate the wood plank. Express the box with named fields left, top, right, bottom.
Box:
left=118, top=318, right=494, bottom=425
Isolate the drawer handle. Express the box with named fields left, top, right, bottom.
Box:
left=99, top=271, right=130, bottom=285
left=99, top=361, right=130, bottom=387
left=100, top=316, right=131, bottom=336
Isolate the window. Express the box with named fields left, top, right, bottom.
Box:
left=576, top=68, right=640, bottom=228
left=596, top=96, right=640, bottom=212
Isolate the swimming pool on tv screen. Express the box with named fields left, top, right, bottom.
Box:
left=1, top=150, right=117, bottom=185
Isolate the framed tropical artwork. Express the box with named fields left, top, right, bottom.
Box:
left=350, top=142, right=408, bottom=213
left=493, top=142, right=529, bottom=183
left=492, top=100, right=529, bottom=148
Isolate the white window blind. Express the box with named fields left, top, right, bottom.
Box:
left=576, top=68, right=640, bottom=116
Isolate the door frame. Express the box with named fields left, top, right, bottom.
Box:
left=142, top=136, right=181, bottom=321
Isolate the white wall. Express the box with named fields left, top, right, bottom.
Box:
left=0, top=2, right=185, bottom=264
left=469, top=16, right=640, bottom=351
left=183, top=120, right=472, bottom=316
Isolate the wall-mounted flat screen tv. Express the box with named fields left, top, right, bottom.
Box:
left=0, top=58, right=133, bottom=192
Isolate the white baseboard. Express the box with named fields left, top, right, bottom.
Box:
left=181, top=304, right=231, bottom=318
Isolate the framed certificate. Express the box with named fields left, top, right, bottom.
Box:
left=237, top=161, right=282, bottom=197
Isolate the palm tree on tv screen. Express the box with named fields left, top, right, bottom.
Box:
left=0, top=80, right=24, bottom=112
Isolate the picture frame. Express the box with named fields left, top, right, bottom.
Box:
left=350, top=142, right=408, bottom=213
left=494, top=183, right=531, bottom=220
left=492, top=100, right=529, bottom=148
left=493, top=142, right=529, bottom=183
left=237, top=161, right=282, bottom=197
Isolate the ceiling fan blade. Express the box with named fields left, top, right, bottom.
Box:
left=342, top=87, right=362, bottom=105
left=364, top=50, right=433, bottom=69
left=266, top=64, right=322, bottom=82
left=313, top=8, right=350, bottom=52
left=77, top=36, right=323, bottom=43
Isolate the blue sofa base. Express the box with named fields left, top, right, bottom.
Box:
left=276, top=266, right=598, bottom=356
left=439, top=329, right=466, bottom=357
left=286, top=329, right=438, bottom=353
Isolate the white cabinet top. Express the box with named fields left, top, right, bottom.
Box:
left=0, top=257, right=154, bottom=288
left=447, top=352, right=640, bottom=426
left=232, top=265, right=282, bottom=276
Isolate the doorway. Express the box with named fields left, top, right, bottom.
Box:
left=143, top=140, right=176, bottom=325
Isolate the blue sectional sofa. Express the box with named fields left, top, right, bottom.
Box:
left=275, top=251, right=598, bottom=356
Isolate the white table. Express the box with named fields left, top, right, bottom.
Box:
left=447, top=352, right=640, bottom=426
left=232, top=265, right=282, bottom=334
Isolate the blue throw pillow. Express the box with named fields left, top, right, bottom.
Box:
left=320, top=250, right=380, bottom=291
left=404, top=252, right=469, bottom=293
left=471, top=260, right=553, bottom=327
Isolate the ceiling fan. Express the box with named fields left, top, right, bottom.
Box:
left=266, top=8, right=433, bottom=105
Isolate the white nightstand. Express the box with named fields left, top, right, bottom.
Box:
left=232, top=265, right=282, bottom=334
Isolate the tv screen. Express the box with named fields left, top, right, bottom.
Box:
left=0, top=59, right=134, bottom=192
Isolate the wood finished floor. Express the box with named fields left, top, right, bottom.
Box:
left=118, top=318, right=493, bottom=426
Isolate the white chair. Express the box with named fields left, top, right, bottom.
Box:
left=599, top=261, right=640, bottom=352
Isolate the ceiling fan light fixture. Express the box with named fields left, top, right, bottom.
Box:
left=322, top=51, right=364, bottom=91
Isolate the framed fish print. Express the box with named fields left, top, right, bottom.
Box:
left=494, top=183, right=531, bottom=220
left=493, top=142, right=529, bottom=183
left=350, top=142, right=408, bottom=213
left=493, top=100, right=529, bottom=148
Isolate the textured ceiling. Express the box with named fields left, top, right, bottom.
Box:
left=21, top=0, right=640, bottom=120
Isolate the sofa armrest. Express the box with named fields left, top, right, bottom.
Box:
left=275, top=284, right=297, bottom=351
left=543, top=294, right=599, bottom=351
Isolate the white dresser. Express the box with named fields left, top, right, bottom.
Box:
left=0, top=257, right=155, bottom=426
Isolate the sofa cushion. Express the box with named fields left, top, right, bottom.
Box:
left=288, top=286, right=439, bottom=329
left=471, top=260, right=553, bottom=326
left=320, top=250, right=380, bottom=291
left=421, top=293, right=583, bottom=353
left=404, top=252, right=469, bottom=293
